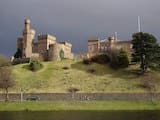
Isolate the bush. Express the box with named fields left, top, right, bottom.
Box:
left=82, top=49, right=129, bottom=69
left=83, top=54, right=110, bottom=65
left=91, top=54, right=110, bottom=64
left=29, top=60, right=43, bottom=72
left=68, top=86, right=79, bottom=93
left=62, top=66, right=70, bottom=70
left=110, top=54, right=119, bottom=69
left=149, top=63, right=160, bottom=71
left=110, top=49, right=129, bottom=69
left=83, top=58, right=91, bottom=65
left=117, top=49, right=129, bottom=68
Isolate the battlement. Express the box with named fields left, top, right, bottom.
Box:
left=38, top=34, right=56, bottom=41
left=59, top=41, right=72, bottom=47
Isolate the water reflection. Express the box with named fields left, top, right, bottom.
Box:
left=0, top=111, right=159, bottom=120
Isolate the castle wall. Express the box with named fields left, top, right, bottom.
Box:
left=88, top=39, right=100, bottom=57
left=38, top=34, right=56, bottom=61
left=32, top=42, right=38, bottom=53
left=16, top=19, right=73, bottom=61
left=38, top=34, right=56, bottom=53
left=48, top=44, right=61, bottom=61
left=31, top=53, right=40, bottom=59
left=60, top=42, right=73, bottom=59
left=114, top=41, right=132, bottom=52
left=48, top=42, right=73, bottom=61
left=88, top=37, right=132, bottom=58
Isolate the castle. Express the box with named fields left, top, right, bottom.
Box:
left=88, top=36, right=132, bottom=57
left=16, top=19, right=73, bottom=61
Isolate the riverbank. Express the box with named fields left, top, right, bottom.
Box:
left=0, top=101, right=160, bottom=111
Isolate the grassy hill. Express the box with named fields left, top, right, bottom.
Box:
left=9, top=59, right=160, bottom=93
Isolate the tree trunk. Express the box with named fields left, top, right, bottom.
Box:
left=5, top=88, right=9, bottom=102
left=140, top=54, right=145, bottom=74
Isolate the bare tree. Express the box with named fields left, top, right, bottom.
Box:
left=0, top=55, right=14, bottom=101
left=68, top=85, right=79, bottom=99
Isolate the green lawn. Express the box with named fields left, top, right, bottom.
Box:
left=8, top=59, right=160, bottom=93
left=0, top=101, right=160, bottom=111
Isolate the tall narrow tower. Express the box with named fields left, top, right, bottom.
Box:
left=22, top=19, right=35, bottom=58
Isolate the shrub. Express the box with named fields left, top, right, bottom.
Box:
left=68, top=86, right=79, bottom=93
left=83, top=54, right=110, bottom=65
left=149, top=63, right=160, bottom=71
left=62, top=66, right=70, bottom=70
left=117, top=49, right=129, bottom=68
left=91, top=54, right=110, bottom=64
left=110, top=54, right=119, bottom=69
left=83, top=58, right=91, bottom=65
left=29, top=59, right=43, bottom=72
left=110, top=49, right=129, bottom=69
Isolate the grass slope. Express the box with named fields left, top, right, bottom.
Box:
left=9, top=59, right=160, bottom=93
left=0, top=101, right=160, bottom=111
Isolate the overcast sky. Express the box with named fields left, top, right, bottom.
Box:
left=0, top=0, right=160, bottom=56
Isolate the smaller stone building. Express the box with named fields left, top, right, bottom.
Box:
left=17, top=19, right=73, bottom=61
left=88, top=36, right=132, bottom=57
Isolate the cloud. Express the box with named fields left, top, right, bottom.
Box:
left=0, top=0, right=160, bottom=56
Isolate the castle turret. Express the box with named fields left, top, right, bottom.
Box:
left=22, top=19, right=35, bottom=58
left=24, top=19, right=31, bottom=31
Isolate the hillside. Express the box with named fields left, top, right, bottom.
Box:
left=9, top=59, right=160, bottom=93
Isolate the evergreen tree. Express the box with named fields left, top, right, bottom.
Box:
left=14, top=48, right=22, bottom=58
left=132, top=32, right=160, bottom=74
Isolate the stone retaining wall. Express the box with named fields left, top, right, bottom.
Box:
left=0, top=93, right=160, bottom=101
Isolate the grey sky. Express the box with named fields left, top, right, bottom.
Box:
left=0, top=0, right=160, bottom=56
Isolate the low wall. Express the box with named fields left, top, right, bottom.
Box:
left=0, top=93, right=160, bottom=101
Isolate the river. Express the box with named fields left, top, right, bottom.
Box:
left=0, top=111, right=160, bottom=120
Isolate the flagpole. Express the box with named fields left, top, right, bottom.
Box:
left=138, top=16, right=141, bottom=32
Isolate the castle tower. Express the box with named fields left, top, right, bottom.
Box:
left=22, top=19, right=35, bottom=58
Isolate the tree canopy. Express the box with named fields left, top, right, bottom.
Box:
left=14, top=48, right=22, bottom=58
left=132, top=32, right=160, bottom=73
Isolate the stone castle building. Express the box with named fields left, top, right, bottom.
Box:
left=17, top=19, right=73, bottom=61
left=88, top=36, right=132, bottom=57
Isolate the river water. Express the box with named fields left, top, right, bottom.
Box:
left=0, top=111, right=159, bottom=120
